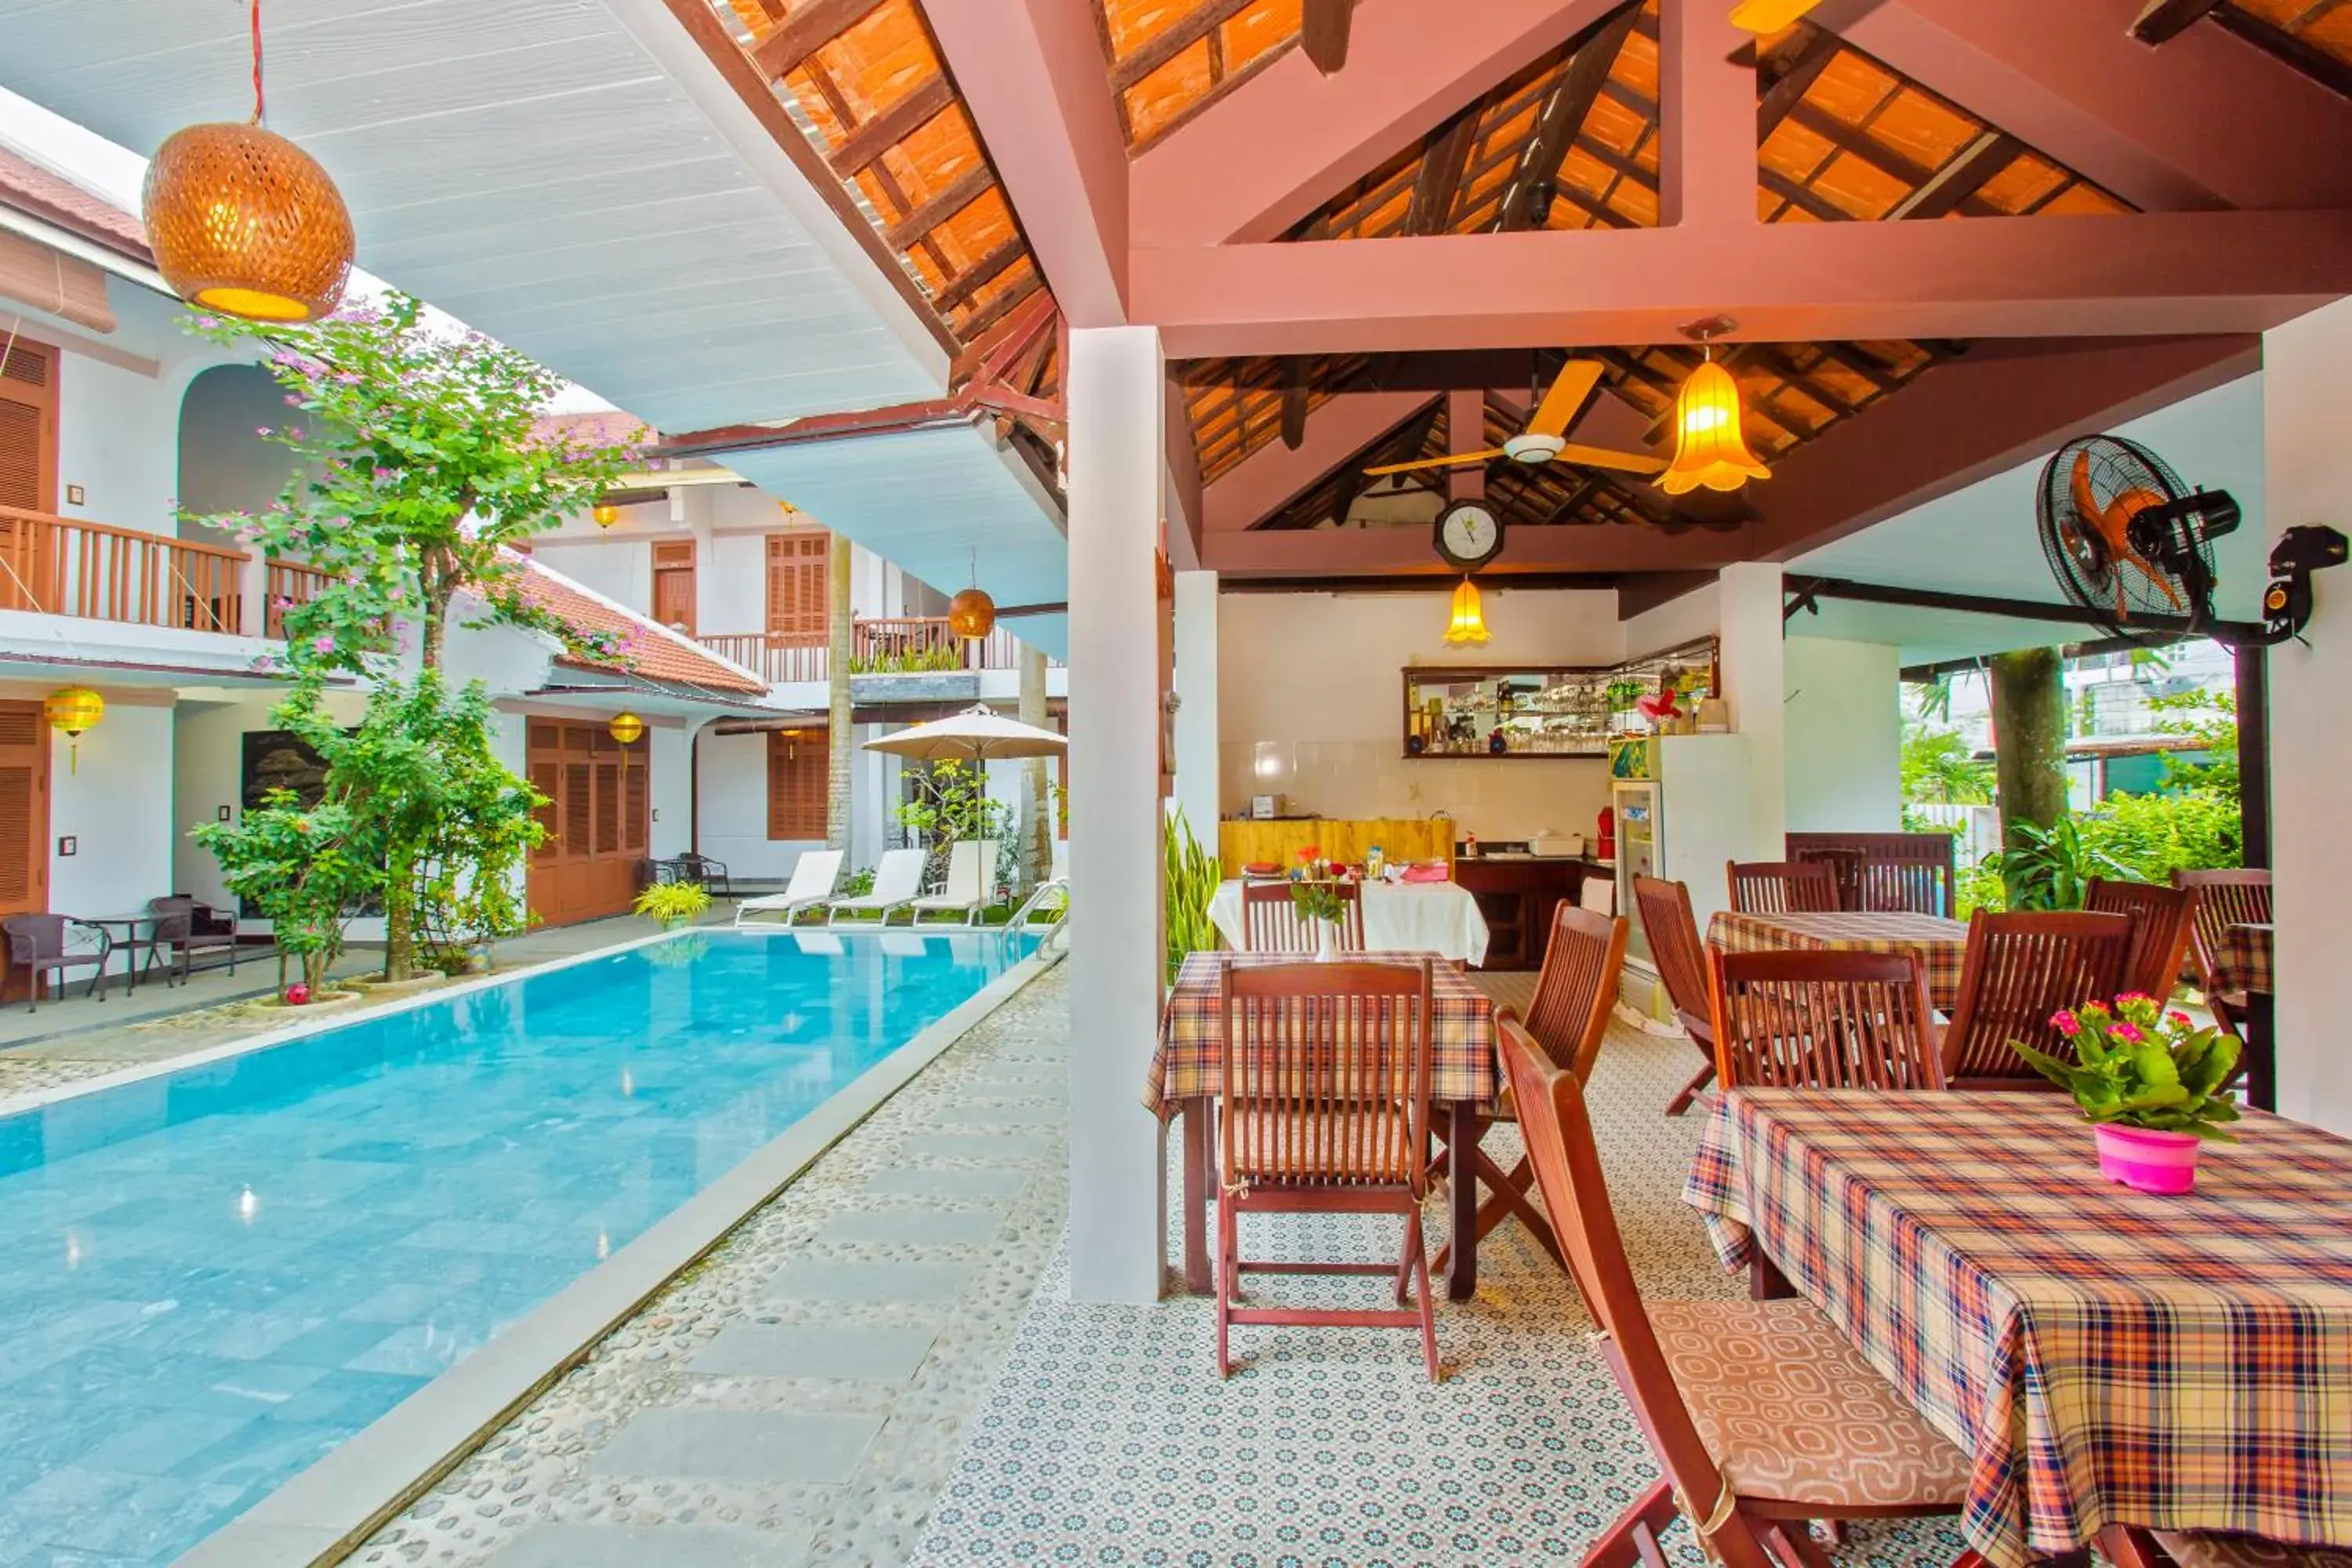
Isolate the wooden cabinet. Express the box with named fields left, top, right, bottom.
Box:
left=1454, top=857, right=1595, bottom=971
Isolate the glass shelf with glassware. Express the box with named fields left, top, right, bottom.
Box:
left=1400, top=637, right=1720, bottom=760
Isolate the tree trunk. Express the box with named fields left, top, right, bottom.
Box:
left=381, top=843, right=418, bottom=983
left=1018, top=644, right=1050, bottom=891
left=1991, top=647, right=2068, bottom=904
left=825, top=535, right=854, bottom=852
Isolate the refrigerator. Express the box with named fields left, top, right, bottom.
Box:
left=1612, top=734, right=1760, bottom=966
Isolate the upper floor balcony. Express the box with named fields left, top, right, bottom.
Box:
left=696, top=616, right=1056, bottom=688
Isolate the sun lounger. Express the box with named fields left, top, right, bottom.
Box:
left=734, top=849, right=844, bottom=926
left=826, top=848, right=926, bottom=925
left=909, top=840, right=997, bottom=926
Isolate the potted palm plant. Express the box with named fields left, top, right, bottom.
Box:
left=2009, top=993, right=2241, bottom=1194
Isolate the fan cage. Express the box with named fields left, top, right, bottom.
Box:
left=2035, top=434, right=2210, bottom=644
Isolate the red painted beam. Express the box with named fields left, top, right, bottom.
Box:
left=1202, top=521, right=1753, bottom=577
left=1130, top=209, right=2352, bottom=356
left=1749, top=333, right=2261, bottom=561
left=1811, top=0, right=2352, bottom=212
left=1131, top=0, right=1628, bottom=246
left=1659, top=0, right=1752, bottom=232
left=1203, top=391, right=1440, bottom=532
left=927, top=0, right=1131, bottom=327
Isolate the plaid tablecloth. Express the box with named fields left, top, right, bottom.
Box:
left=1683, top=1089, right=2352, bottom=1566
left=2216, top=920, right=2275, bottom=997
left=1148, top=950, right=1497, bottom=1115
left=1708, top=909, right=1969, bottom=1011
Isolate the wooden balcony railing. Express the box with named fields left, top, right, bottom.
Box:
left=0, top=506, right=248, bottom=633
left=698, top=617, right=1056, bottom=686
left=265, top=558, right=336, bottom=638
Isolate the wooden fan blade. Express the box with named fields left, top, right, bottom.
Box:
left=1362, top=448, right=1507, bottom=477
left=1526, top=360, right=1606, bottom=438
left=1555, top=441, right=1670, bottom=475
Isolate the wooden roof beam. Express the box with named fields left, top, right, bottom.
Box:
left=1112, top=0, right=1260, bottom=90
left=1403, top=108, right=1480, bottom=236
left=749, top=0, right=880, bottom=78
left=1758, top=28, right=1844, bottom=138
left=1809, top=0, right=2352, bottom=209
left=1498, top=6, right=1644, bottom=232
left=1889, top=132, right=2025, bottom=220
left=2128, top=0, right=2224, bottom=44
left=1302, top=0, right=1359, bottom=74
left=2206, top=7, right=2352, bottom=100
left=1131, top=206, right=2352, bottom=355
left=1133, top=0, right=1632, bottom=247
left=1203, top=390, right=1443, bottom=532
left=828, top=76, right=954, bottom=177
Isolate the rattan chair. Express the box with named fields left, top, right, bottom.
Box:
left=1240, top=878, right=1365, bottom=953
left=1940, top=911, right=2136, bottom=1091
left=2, top=913, right=111, bottom=1012
left=143, top=895, right=239, bottom=986
left=2084, top=877, right=2198, bottom=1003
left=1435, top=905, right=1624, bottom=1274
left=1498, top=1020, right=1980, bottom=1568
left=1727, top=860, right=1838, bottom=915
left=1708, top=948, right=1945, bottom=1091
left=1215, top=958, right=1437, bottom=1379
left=1633, top=875, right=1720, bottom=1116
left=2173, top=868, right=2273, bottom=1036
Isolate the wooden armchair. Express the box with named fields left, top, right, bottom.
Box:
left=1436, top=905, right=1624, bottom=1275
left=2, top=913, right=111, bottom=1012
left=1632, top=875, right=1720, bottom=1115
left=1216, top=959, right=1437, bottom=1379
left=1789, top=831, right=1958, bottom=916
left=1498, top=1020, right=1980, bottom=1568
left=1727, top=860, right=1838, bottom=916
left=2172, top=868, right=2273, bottom=1035
left=1240, top=878, right=1364, bottom=953
left=1940, top=911, right=2136, bottom=1091
left=1708, top=948, right=1945, bottom=1091
left=2084, top=877, right=2198, bottom=1003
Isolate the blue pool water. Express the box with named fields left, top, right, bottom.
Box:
left=0, top=929, right=1035, bottom=1566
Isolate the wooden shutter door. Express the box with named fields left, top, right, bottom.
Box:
left=767, top=729, right=827, bottom=840
left=0, top=702, right=48, bottom=917
left=652, top=540, right=695, bottom=633
left=766, top=532, right=829, bottom=644
left=0, top=339, right=56, bottom=515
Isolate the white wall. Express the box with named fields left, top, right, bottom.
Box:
left=1621, top=580, right=1721, bottom=657
left=172, top=689, right=369, bottom=920
left=697, top=729, right=810, bottom=881
left=2263, top=299, right=2351, bottom=1132
left=532, top=537, right=652, bottom=616
left=704, top=532, right=771, bottom=638
left=49, top=700, right=173, bottom=966
left=651, top=723, right=691, bottom=858
left=53, top=287, right=240, bottom=540
left=1218, top=588, right=1621, bottom=840
left=1783, top=637, right=1903, bottom=833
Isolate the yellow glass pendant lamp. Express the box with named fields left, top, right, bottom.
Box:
left=45, top=687, right=103, bottom=774
left=141, top=1, right=354, bottom=323
left=1442, top=578, right=1490, bottom=647
left=592, top=503, right=620, bottom=529
left=608, top=711, right=644, bottom=746
left=1657, top=356, right=1769, bottom=495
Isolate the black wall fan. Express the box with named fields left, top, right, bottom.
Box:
left=2035, top=434, right=2344, bottom=648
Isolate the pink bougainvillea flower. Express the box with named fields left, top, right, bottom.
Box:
left=310, top=634, right=336, bottom=655
left=256, top=426, right=273, bottom=437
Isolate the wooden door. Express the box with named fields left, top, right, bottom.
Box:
left=524, top=719, right=649, bottom=924
left=765, top=530, right=829, bottom=646
left=652, top=540, right=695, bottom=633
left=766, top=728, right=827, bottom=840
left=0, top=702, right=49, bottom=920
left=0, top=339, right=58, bottom=616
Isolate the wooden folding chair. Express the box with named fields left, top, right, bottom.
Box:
left=1498, top=1020, right=1982, bottom=1568
left=1708, top=948, right=1945, bottom=1091
left=2085, top=877, right=2199, bottom=1004
left=1240, top=879, right=1365, bottom=953
left=1633, top=875, right=1720, bottom=1115
left=1727, top=860, right=1838, bottom=915
left=1433, top=904, right=1624, bottom=1276
left=1940, top=911, right=2135, bottom=1091
left=1216, top=959, right=1438, bottom=1380
left=2172, top=868, right=2273, bottom=1036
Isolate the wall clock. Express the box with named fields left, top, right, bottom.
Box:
left=1435, top=499, right=1504, bottom=571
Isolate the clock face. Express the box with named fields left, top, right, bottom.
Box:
left=1436, top=501, right=1504, bottom=569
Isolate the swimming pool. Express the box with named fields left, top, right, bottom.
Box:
left=0, top=928, right=1037, bottom=1566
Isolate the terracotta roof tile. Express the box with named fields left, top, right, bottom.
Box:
left=511, top=555, right=767, bottom=697
left=0, top=146, right=150, bottom=263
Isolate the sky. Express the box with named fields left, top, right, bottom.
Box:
left=0, top=85, right=622, bottom=416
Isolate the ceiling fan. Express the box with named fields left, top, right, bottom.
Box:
left=1359, top=359, right=1668, bottom=481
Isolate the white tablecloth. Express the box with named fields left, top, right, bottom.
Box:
left=1207, top=879, right=1490, bottom=966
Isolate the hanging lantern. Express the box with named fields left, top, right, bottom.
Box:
left=608, top=711, right=644, bottom=746
left=140, top=4, right=353, bottom=324
left=949, top=546, right=996, bottom=640
left=1442, top=579, right=1490, bottom=647
left=1657, top=355, right=1769, bottom=496
left=44, top=688, right=103, bottom=774
left=592, top=503, right=620, bottom=530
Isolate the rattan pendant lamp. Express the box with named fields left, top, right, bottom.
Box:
left=141, top=0, right=354, bottom=323
left=948, top=547, right=996, bottom=641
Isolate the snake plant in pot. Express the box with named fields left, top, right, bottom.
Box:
left=2009, top=993, right=2241, bottom=1194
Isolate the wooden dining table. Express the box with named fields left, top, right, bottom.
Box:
left=1148, top=949, right=1500, bottom=1301
left=1684, top=1088, right=2352, bottom=1568
left=1707, top=909, right=1970, bottom=1011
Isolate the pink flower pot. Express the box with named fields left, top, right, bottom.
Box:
left=2093, top=1123, right=2201, bottom=1195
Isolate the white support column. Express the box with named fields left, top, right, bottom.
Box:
left=1067, top=325, right=1169, bottom=1303
left=238, top=550, right=270, bottom=639
left=1719, top=561, right=1788, bottom=857
left=2264, top=297, right=2352, bottom=1132
left=1171, top=570, right=1221, bottom=840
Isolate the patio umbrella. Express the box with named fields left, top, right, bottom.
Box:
left=863, top=705, right=1067, bottom=879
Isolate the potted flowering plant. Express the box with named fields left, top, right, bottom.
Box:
left=2009, top=993, right=2241, bottom=1194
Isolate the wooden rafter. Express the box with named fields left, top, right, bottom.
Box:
left=1301, top=0, right=1356, bottom=74
left=2212, top=3, right=2352, bottom=97
left=1497, top=6, right=1644, bottom=232
left=1404, top=110, right=1479, bottom=236
left=1111, top=0, right=1258, bottom=89
left=2131, top=0, right=2227, bottom=42
left=749, top=0, right=877, bottom=76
